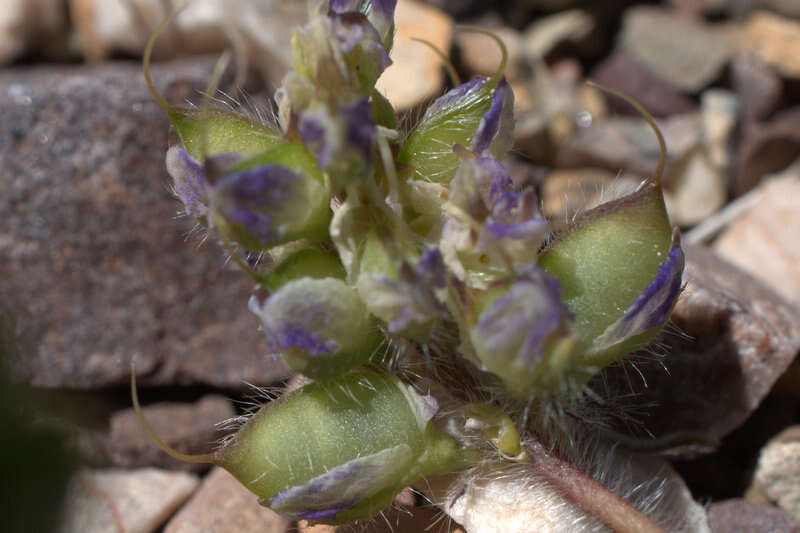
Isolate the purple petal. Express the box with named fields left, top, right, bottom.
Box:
left=273, top=326, right=339, bottom=356
left=422, top=77, right=487, bottom=120
left=330, top=12, right=391, bottom=70
left=416, top=248, right=446, bottom=289
left=329, top=0, right=397, bottom=43
left=213, top=164, right=301, bottom=247
left=474, top=267, right=571, bottom=370
left=299, top=98, right=376, bottom=176
left=165, top=147, right=240, bottom=218
left=269, top=445, right=412, bottom=522
left=470, top=79, right=514, bottom=157
left=594, top=245, right=685, bottom=349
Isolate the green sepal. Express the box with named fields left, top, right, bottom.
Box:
left=168, top=109, right=283, bottom=160
left=539, top=183, right=673, bottom=365
left=397, top=79, right=495, bottom=183
left=260, top=249, right=346, bottom=292
left=371, top=88, right=398, bottom=131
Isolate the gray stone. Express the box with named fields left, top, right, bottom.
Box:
left=590, top=52, right=697, bottom=118
left=708, top=499, right=800, bottom=533
left=58, top=467, right=199, bottom=533
left=732, top=55, right=782, bottom=121
left=164, top=466, right=289, bottom=533
left=0, top=58, right=291, bottom=389
left=109, top=395, right=236, bottom=471
left=618, top=6, right=734, bottom=93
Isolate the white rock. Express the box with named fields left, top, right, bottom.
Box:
left=752, top=427, right=800, bottom=521
left=58, top=468, right=199, bottom=533
left=665, top=148, right=727, bottom=227
left=375, top=0, right=454, bottom=111
left=701, top=89, right=739, bottom=170
left=714, top=162, right=800, bottom=306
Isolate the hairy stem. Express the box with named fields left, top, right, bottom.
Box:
left=524, top=441, right=667, bottom=533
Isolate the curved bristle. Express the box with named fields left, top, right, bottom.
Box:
left=130, top=363, right=215, bottom=464
left=143, top=6, right=188, bottom=114
left=456, top=26, right=508, bottom=91
left=411, top=37, right=461, bottom=87
left=586, top=81, right=666, bottom=186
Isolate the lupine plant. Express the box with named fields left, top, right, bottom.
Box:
left=134, top=1, right=691, bottom=530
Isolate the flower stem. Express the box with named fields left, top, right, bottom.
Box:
left=524, top=441, right=668, bottom=533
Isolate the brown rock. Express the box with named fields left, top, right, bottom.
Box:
left=557, top=112, right=700, bottom=178
left=742, top=11, right=800, bottom=79
left=590, top=52, right=697, bottom=118
left=598, top=245, right=800, bottom=446
left=664, top=148, right=727, bottom=227
left=735, top=107, right=800, bottom=195
left=375, top=0, right=454, bottom=111
left=708, top=499, right=800, bottom=533
left=164, top=466, right=289, bottom=533
left=618, top=6, right=734, bottom=93
left=58, top=467, right=199, bottom=533
left=109, top=395, right=235, bottom=471
left=732, top=55, right=782, bottom=121
left=715, top=169, right=800, bottom=307
left=457, top=26, right=524, bottom=81
left=522, top=9, right=594, bottom=61
left=0, top=0, right=68, bottom=63
left=0, top=58, right=291, bottom=389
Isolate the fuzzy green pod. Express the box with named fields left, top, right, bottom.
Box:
left=133, top=369, right=466, bottom=525
left=249, top=277, right=382, bottom=380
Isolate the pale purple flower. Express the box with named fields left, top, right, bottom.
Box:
left=592, top=244, right=685, bottom=351
left=269, top=445, right=411, bottom=521
left=165, top=147, right=240, bottom=219
left=471, top=267, right=572, bottom=375
left=329, top=0, right=397, bottom=44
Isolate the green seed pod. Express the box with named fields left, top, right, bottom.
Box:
left=260, top=248, right=346, bottom=292
left=132, top=369, right=467, bottom=525
left=249, top=277, right=382, bottom=380
left=539, top=85, right=684, bottom=371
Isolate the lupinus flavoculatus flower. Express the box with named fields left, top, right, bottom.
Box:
left=136, top=1, right=695, bottom=530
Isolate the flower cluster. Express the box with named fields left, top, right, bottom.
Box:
left=141, top=0, right=684, bottom=526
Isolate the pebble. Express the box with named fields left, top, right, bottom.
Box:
left=741, top=10, right=800, bottom=79
left=714, top=166, right=800, bottom=307
left=522, top=9, right=594, bottom=60
left=734, top=107, right=800, bottom=195
left=590, top=51, right=697, bottom=118
left=731, top=55, right=782, bottom=121
left=375, top=0, right=454, bottom=111
left=750, top=427, right=800, bottom=523
left=618, top=6, right=735, bottom=92
left=0, top=0, right=68, bottom=63
left=701, top=89, right=739, bottom=170
left=707, top=499, right=800, bottom=533
left=58, top=467, right=199, bottom=533
left=0, top=58, right=291, bottom=389
left=665, top=148, right=727, bottom=227
left=109, top=395, right=236, bottom=471
left=164, top=467, right=289, bottom=533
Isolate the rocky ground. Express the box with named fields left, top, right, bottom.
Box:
left=2, top=0, right=800, bottom=532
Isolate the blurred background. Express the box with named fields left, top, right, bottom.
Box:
left=2, top=0, right=800, bottom=532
